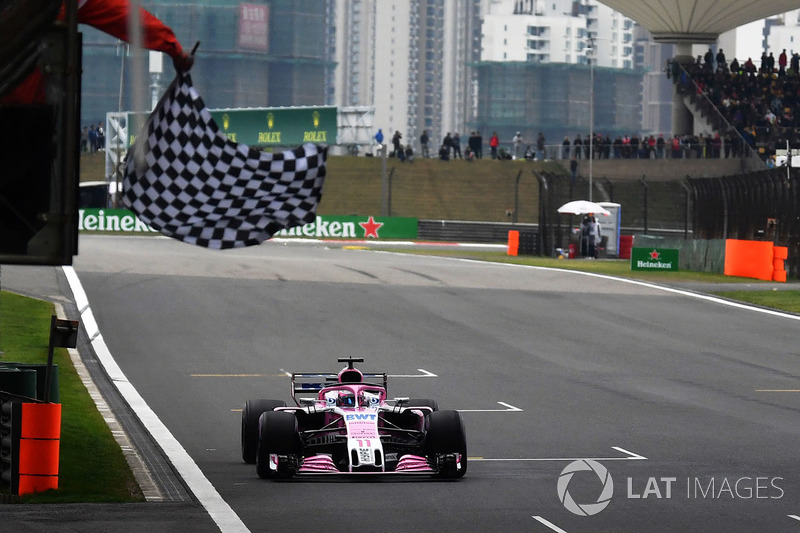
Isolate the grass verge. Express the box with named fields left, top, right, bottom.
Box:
left=712, top=290, right=800, bottom=313
left=0, top=291, right=143, bottom=503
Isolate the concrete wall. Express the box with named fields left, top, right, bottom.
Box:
left=564, top=157, right=763, bottom=181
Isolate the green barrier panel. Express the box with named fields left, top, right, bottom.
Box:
left=0, top=368, right=37, bottom=399
left=14, top=365, right=58, bottom=403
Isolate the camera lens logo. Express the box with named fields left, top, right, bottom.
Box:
left=557, top=459, right=614, bottom=516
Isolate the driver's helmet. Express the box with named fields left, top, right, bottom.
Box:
left=360, top=391, right=381, bottom=407
left=337, top=390, right=356, bottom=407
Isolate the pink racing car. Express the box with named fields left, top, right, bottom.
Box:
left=241, top=358, right=467, bottom=479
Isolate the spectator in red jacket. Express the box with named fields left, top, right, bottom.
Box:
left=489, top=131, right=499, bottom=159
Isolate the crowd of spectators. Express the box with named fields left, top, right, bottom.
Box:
left=80, top=122, right=105, bottom=154
left=671, top=47, right=800, bottom=158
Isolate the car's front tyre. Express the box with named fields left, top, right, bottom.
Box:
left=241, top=399, right=286, bottom=464
left=256, top=411, right=300, bottom=479
left=425, top=409, right=467, bottom=479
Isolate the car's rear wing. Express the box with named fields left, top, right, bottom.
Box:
left=291, top=372, right=388, bottom=405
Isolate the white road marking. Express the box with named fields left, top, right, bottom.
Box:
left=63, top=266, right=250, bottom=533
left=611, top=446, right=648, bottom=460
left=389, top=368, right=438, bottom=378
left=532, top=515, right=569, bottom=533
left=789, top=515, right=800, bottom=522
left=440, top=257, right=800, bottom=322
left=458, top=401, right=523, bottom=412
left=471, top=446, right=647, bottom=462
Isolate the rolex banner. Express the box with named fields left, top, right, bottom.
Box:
left=630, top=247, right=679, bottom=271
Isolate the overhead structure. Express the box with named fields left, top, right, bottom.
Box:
left=597, top=0, right=800, bottom=44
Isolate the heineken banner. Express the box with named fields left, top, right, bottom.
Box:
left=79, top=210, right=418, bottom=240
left=630, top=247, right=679, bottom=271
left=127, top=106, right=337, bottom=148
left=274, top=215, right=418, bottom=240
left=79, top=209, right=158, bottom=233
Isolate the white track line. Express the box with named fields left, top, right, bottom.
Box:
left=458, top=401, right=523, bottom=412
left=532, top=515, right=569, bottom=532
left=471, top=446, right=647, bottom=462
left=389, top=369, right=438, bottom=378
left=429, top=257, right=800, bottom=322
left=611, top=446, right=648, bottom=460
left=63, top=266, right=248, bottom=533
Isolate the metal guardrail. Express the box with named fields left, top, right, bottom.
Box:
left=417, top=220, right=691, bottom=246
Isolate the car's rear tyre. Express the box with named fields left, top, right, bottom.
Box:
left=242, top=399, right=286, bottom=464
left=401, top=398, right=439, bottom=412
left=256, top=411, right=299, bottom=479
left=425, top=409, right=467, bottom=479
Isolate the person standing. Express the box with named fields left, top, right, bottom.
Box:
left=391, top=130, right=403, bottom=158
left=715, top=48, right=727, bottom=73
left=490, top=131, right=499, bottom=159
left=88, top=124, right=98, bottom=152
left=80, top=126, right=89, bottom=153
left=96, top=121, right=105, bottom=151
left=420, top=130, right=430, bottom=158
left=467, top=131, right=479, bottom=159
left=512, top=131, right=523, bottom=159
left=442, top=132, right=453, bottom=159
left=562, top=136, right=571, bottom=159
left=703, top=47, right=714, bottom=72
left=475, top=130, right=483, bottom=159
left=779, top=49, right=788, bottom=75
left=656, top=134, right=665, bottom=158
left=573, top=134, right=582, bottom=159
left=536, top=132, right=545, bottom=160
left=374, top=128, right=384, bottom=155
left=451, top=132, right=462, bottom=159
left=592, top=215, right=602, bottom=259
left=580, top=215, right=591, bottom=257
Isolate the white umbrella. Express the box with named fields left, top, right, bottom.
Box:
left=557, top=200, right=611, bottom=216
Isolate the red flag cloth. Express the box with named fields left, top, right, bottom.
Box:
left=66, top=0, right=184, bottom=58
left=1, top=0, right=184, bottom=104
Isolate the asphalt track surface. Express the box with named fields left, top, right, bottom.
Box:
left=4, top=234, right=800, bottom=532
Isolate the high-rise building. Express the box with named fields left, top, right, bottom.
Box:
left=474, top=0, right=642, bottom=146
left=332, top=0, right=481, bottom=150
left=79, top=0, right=333, bottom=125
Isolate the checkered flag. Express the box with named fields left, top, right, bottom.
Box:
left=123, top=73, right=327, bottom=249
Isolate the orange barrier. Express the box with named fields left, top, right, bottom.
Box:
left=724, top=240, right=786, bottom=282
left=774, top=246, right=788, bottom=282
left=507, top=230, right=519, bottom=256
left=18, top=403, right=61, bottom=495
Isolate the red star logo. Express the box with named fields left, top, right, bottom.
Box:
left=359, top=216, right=383, bottom=238
left=649, top=249, right=660, bottom=260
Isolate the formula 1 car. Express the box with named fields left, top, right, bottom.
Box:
left=241, top=358, right=466, bottom=479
